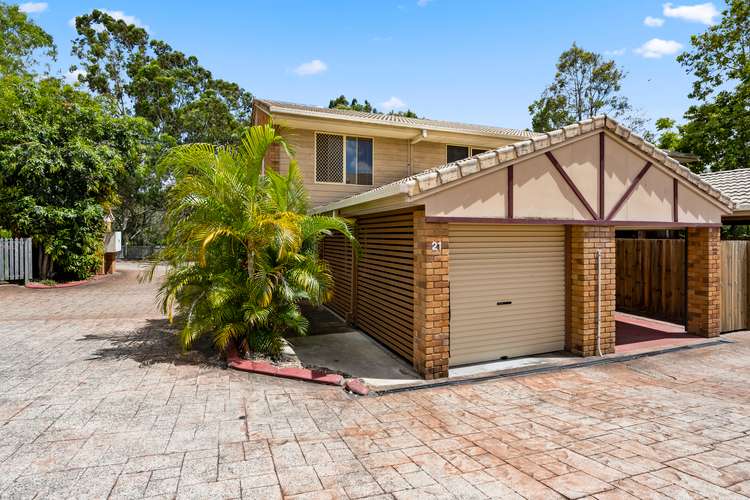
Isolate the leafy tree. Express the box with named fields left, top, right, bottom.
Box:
left=654, top=118, right=682, bottom=151
left=70, top=9, right=148, bottom=115
left=677, top=0, right=749, bottom=101
left=70, top=9, right=255, bottom=248
left=329, top=94, right=419, bottom=118
left=0, top=2, right=56, bottom=76
left=529, top=43, right=642, bottom=132
left=151, top=124, right=355, bottom=355
left=666, top=0, right=750, bottom=173
left=0, top=74, right=152, bottom=279
left=655, top=89, right=750, bottom=174
left=329, top=95, right=378, bottom=113
left=71, top=10, right=252, bottom=144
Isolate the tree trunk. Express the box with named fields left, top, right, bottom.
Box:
left=37, top=247, right=53, bottom=280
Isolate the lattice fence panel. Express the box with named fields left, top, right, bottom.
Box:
left=315, top=133, right=343, bottom=183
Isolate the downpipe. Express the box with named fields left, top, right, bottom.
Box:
left=596, top=249, right=603, bottom=357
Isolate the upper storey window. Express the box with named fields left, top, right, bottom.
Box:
left=315, top=133, right=373, bottom=185
left=447, top=145, right=488, bottom=163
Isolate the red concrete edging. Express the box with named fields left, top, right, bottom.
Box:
left=345, top=378, right=369, bottom=396
left=25, top=274, right=111, bottom=289
left=226, top=344, right=345, bottom=387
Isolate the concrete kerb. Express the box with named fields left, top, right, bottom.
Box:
left=370, top=338, right=733, bottom=396
left=225, top=343, right=370, bottom=395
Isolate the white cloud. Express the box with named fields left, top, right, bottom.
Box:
left=100, top=9, right=149, bottom=30
left=416, top=0, right=432, bottom=6
left=293, top=59, right=327, bottom=76
left=634, top=38, right=683, bottom=58
left=644, top=16, right=665, bottom=27
left=64, top=69, right=86, bottom=84
left=663, top=2, right=719, bottom=25
left=604, top=48, right=626, bottom=56
left=381, top=96, right=406, bottom=111
left=68, top=9, right=149, bottom=32
left=18, top=2, right=47, bottom=14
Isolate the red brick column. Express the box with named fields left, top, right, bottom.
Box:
left=566, top=225, right=616, bottom=356
left=413, top=210, right=450, bottom=379
left=686, top=227, right=721, bottom=337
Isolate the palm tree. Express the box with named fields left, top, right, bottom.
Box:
left=149, top=123, right=355, bottom=355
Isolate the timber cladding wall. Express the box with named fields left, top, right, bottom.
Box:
left=319, top=209, right=416, bottom=363
left=319, top=233, right=354, bottom=320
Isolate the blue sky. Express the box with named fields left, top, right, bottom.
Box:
left=17, top=1, right=725, bottom=132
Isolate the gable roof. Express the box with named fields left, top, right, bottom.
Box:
left=699, top=168, right=750, bottom=210
left=311, top=116, right=734, bottom=214
left=254, top=99, right=542, bottom=140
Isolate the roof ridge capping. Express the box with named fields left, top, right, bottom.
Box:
left=312, top=115, right=733, bottom=214
left=396, top=115, right=733, bottom=209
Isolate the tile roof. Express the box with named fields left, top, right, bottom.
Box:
left=311, top=116, right=734, bottom=214
left=700, top=168, right=750, bottom=209
left=255, top=99, right=542, bottom=140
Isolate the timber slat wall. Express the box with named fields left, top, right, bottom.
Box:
left=355, top=211, right=415, bottom=362
left=318, top=210, right=416, bottom=362
left=320, top=232, right=354, bottom=319
left=616, top=239, right=686, bottom=324
left=721, top=241, right=749, bottom=332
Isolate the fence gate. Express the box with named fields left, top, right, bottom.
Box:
left=0, top=238, right=32, bottom=283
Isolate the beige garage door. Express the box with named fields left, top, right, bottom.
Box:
left=449, top=224, right=566, bottom=366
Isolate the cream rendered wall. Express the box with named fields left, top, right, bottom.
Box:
left=553, top=135, right=599, bottom=214
left=603, top=136, right=653, bottom=217
left=611, top=167, right=673, bottom=221
left=603, top=135, right=724, bottom=224
left=418, top=131, right=726, bottom=224
left=423, top=169, right=508, bottom=218
left=678, top=186, right=723, bottom=224
left=513, top=154, right=590, bottom=220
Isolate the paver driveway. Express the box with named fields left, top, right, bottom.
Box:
left=2, top=263, right=750, bottom=499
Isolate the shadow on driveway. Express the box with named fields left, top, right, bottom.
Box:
left=78, top=318, right=223, bottom=367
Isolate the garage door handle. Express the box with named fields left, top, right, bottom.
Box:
left=496, top=300, right=512, bottom=306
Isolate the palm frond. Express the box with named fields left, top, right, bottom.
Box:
left=149, top=123, right=359, bottom=356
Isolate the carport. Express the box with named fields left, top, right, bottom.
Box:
left=314, top=116, right=734, bottom=379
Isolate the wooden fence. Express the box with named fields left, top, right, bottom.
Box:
left=616, top=238, right=749, bottom=332
left=720, top=241, right=749, bottom=332
left=0, top=238, right=32, bottom=283
left=616, top=239, right=686, bottom=324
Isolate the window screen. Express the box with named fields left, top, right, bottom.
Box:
left=316, top=133, right=344, bottom=182
left=447, top=145, right=470, bottom=163
left=471, top=148, right=488, bottom=156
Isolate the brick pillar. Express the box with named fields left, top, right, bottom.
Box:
left=686, top=227, right=720, bottom=337
left=413, top=210, right=450, bottom=379
left=566, top=225, right=616, bottom=356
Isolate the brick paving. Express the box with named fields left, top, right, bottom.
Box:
left=1, top=262, right=750, bottom=499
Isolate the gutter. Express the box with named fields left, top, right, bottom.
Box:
left=260, top=101, right=537, bottom=141
left=309, top=185, right=411, bottom=215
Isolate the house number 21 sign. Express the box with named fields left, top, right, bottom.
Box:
left=431, top=240, right=442, bottom=252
